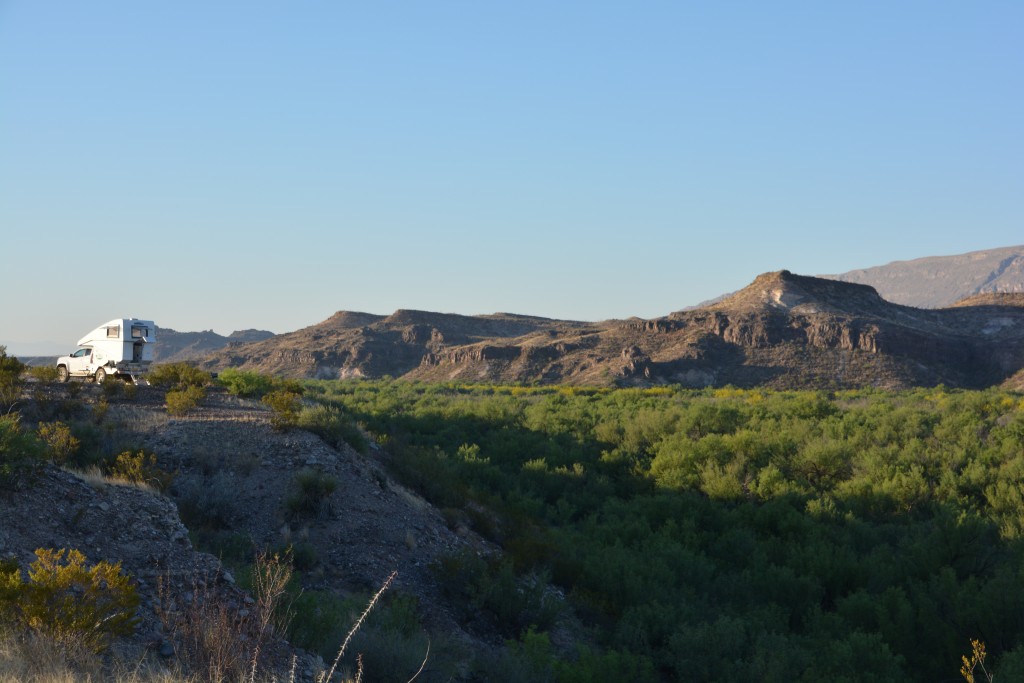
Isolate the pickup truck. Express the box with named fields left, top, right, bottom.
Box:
left=56, top=318, right=157, bottom=383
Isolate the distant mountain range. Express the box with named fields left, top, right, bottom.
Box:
left=826, top=245, right=1024, bottom=308
left=154, top=328, right=275, bottom=362
left=196, top=270, right=1024, bottom=390
left=14, top=246, right=1024, bottom=390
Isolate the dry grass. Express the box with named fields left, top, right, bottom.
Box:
left=156, top=552, right=295, bottom=683
left=1, top=565, right=412, bottom=683
left=73, top=466, right=158, bottom=494
left=0, top=630, right=101, bottom=683
left=110, top=405, right=171, bottom=433
left=0, top=628, right=290, bottom=683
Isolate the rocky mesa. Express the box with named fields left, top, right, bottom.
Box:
left=196, top=271, right=1024, bottom=390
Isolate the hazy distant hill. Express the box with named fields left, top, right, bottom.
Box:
left=825, top=245, right=1024, bottom=308
left=154, top=328, right=275, bottom=363
left=198, top=271, right=1024, bottom=390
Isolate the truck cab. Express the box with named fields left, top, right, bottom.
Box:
left=56, top=318, right=157, bottom=384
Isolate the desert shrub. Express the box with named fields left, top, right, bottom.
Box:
left=218, top=368, right=275, bottom=398
left=189, top=530, right=254, bottom=567
left=165, top=385, right=206, bottom=415
left=0, top=548, right=138, bottom=654
left=176, top=473, right=237, bottom=530
left=263, top=389, right=302, bottom=431
left=340, top=591, right=456, bottom=683
left=288, top=589, right=352, bottom=656
left=107, top=450, right=174, bottom=492
left=148, top=362, right=212, bottom=389
left=101, top=378, right=123, bottom=399
left=284, top=468, right=337, bottom=520
left=0, top=557, right=19, bottom=622
left=0, top=347, right=24, bottom=411
left=0, top=415, right=45, bottom=490
left=66, top=421, right=106, bottom=469
left=349, top=621, right=441, bottom=683
left=22, top=388, right=66, bottom=423
left=555, top=645, right=659, bottom=683
left=472, top=627, right=555, bottom=683
left=35, top=421, right=79, bottom=466
left=297, top=403, right=369, bottom=453
left=91, top=398, right=109, bottom=424
left=289, top=541, right=319, bottom=572
left=26, top=365, right=59, bottom=383
left=296, top=573, right=399, bottom=683
left=435, top=549, right=560, bottom=638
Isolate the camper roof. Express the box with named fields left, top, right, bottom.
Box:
left=77, top=319, right=157, bottom=346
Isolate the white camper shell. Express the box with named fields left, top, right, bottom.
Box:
left=55, top=319, right=157, bottom=383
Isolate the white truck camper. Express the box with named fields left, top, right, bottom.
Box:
left=56, top=318, right=157, bottom=384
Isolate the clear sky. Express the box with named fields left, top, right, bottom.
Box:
left=2, top=2, right=1022, bottom=355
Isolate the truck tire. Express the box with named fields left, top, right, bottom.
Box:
left=94, top=367, right=106, bottom=384
left=56, top=366, right=69, bottom=383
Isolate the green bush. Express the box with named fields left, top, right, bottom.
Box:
left=101, top=378, right=123, bottom=399
left=218, top=368, right=276, bottom=398
left=297, top=404, right=369, bottom=453
left=284, top=468, right=337, bottom=520
left=289, top=541, right=319, bottom=571
left=35, top=421, right=79, bottom=465
left=148, top=362, right=212, bottom=389
left=0, top=414, right=45, bottom=490
left=166, top=385, right=207, bottom=415
left=189, top=530, right=255, bottom=566
left=0, top=548, right=139, bottom=653
left=288, top=588, right=447, bottom=682
left=67, top=421, right=106, bottom=470
left=65, top=381, right=82, bottom=399
left=288, top=589, right=352, bottom=656
left=91, top=398, right=109, bottom=424
left=27, top=365, right=59, bottom=383
left=177, top=473, right=237, bottom=530
left=435, top=549, right=560, bottom=638
left=263, top=389, right=302, bottom=431
left=107, top=450, right=174, bottom=492
left=0, top=346, right=24, bottom=410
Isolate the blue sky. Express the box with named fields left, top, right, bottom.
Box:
left=2, top=2, right=1022, bottom=354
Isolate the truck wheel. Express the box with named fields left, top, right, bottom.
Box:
left=56, top=366, right=69, bottom=383
left=94, top=368, right=106, bottom=384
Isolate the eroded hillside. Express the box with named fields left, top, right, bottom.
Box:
left=0, top=382, right=500, bottom=681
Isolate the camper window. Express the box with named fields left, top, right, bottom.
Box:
left=131, top=325, right=149, bottom=339
left=106, top=326, right=120, bottom=338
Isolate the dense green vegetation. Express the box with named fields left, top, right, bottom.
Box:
left=304, top=380, right=1024, bottom=682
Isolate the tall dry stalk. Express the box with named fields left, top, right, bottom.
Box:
left=319, top=570, right=397, bottom=683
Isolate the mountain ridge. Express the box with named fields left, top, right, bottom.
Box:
left=826, top=245, right=1024, bottom=308
left=196, top=270, right=1024, bottom=390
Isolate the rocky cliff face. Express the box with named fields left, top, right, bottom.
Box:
left=197, top=271, right=1024, bottom=390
